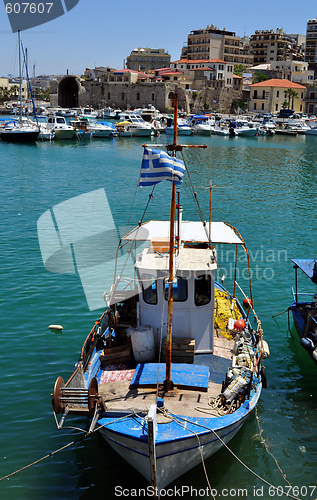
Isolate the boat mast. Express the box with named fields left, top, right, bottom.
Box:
left=18, top=30, right=22, bottom=124
left=163, top=93, right=178, bottom=393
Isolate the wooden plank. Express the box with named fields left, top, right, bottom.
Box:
left=100, top=345, right=132, bottom=366
left=161, top=337, right=195, bottom=363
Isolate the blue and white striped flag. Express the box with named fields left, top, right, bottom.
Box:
left=138, top=148, right=186, bottom=187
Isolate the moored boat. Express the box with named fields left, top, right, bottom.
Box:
left=47, top=95, right=268, bottom=493
left=0, top=118, right=39, bottom=142
left=117, top=112, right=153, bottom=137
left=46, top=115, right=77, bottom=140
left=75, top=116, right=115, bottom=138
left=188, top=114, right=215, bottom=135
left=165, top=117, right=193, bottom=136
left=0, top=32, right=39, bottom=143
left=115, top=120, right=133, bottom=137
left=289, top=259, right=317, bottom=366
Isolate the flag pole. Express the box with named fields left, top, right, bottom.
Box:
left=163, top=92, right=178, bottom=393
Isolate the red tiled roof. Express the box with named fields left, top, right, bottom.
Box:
left=250, top=78, right=305, bottom=89
left=161, top=71, right=183, bottom=76
left=233, top=74, right=242, bottom=79
left=154, top=67, right=171, bottom=72
left=171, top=58, right=226, bottom=64
left=137, top=72, right=154, bottom=79
left=113, top=69, right=138, bottom=74
left=193, top=67, right=215, bottom=71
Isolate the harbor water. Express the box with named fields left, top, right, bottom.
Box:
left=0, top=131, right=316, bottom=499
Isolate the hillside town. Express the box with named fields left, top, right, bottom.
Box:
left=1, top=18, right=317, bottom=116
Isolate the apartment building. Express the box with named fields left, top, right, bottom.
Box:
left=250, top=29, right=293, bottom=65
left=305, top=18, right=317, bottom=78
left=181, top=25, right=253, bottom=67
left=0, top=77, right=27, bottom=100
left=270, top=60, right=314, bottom=84
left=126, top=48, right=170, bottom=71
left=167, top=58, right=235, bottom=90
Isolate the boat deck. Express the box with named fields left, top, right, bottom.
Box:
left=97, top=335, right=234, bottom=419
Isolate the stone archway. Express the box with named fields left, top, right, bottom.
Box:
left=58, top=76, right=79, bottom=108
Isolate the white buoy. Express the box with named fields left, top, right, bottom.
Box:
left=49, top=324, right=63, bottom=331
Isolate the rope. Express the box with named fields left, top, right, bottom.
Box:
left=0, top=436, right=86, bottom=483
left=157, top=407, right=216, bottom=499
left=168, top=412, right=301, bottom=500
left=180, top=150, right=211, bottom=244
left=255, top=407, right=293, bottom=488
left=272, top=308, right=289, bottom=318
left=0, top=411, right=138, bottom=483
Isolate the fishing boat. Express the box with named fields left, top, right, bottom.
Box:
left=50, top=94, right=268, bottom=493
left=289, top=259, right=317, bottom=365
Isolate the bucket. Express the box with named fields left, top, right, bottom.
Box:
left=127, top=325, right=156, bottom=362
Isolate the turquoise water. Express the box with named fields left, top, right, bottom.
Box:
left=0, top=132, right=317, bottom=499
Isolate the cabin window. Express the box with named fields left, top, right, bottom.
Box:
left=195, top=275, right=211, bottom=306
left=164, top=277, right=187, bottom=302
left=142, top=274, right=157, bottom=305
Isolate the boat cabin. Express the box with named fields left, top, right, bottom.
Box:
left=121, top=220, right=243, bottom=354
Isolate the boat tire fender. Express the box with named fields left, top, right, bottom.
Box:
left=260, top=365, right=267, bottom=389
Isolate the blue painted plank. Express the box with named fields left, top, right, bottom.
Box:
left=130, top=362, right=209, bottom=390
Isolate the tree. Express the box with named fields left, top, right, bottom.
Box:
left=234, top=64, right=248, bottom=77
left=232, top=99, right=247, bottom=113
left=283, top=88, right=298, bottom=109
left=0, top=86, right=11, bottom=103
left=253, top=72, right=269, bottom=84
left=9, top=85, right=19, bottom=98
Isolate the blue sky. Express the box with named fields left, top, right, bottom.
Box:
left=0, top=0, right=315, bottom=77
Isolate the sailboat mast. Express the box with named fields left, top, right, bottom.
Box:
left=18, top=30, right=22, bottom=124
left=164, top=92, right=178, bottom=392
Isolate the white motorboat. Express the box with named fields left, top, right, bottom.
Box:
left=229, top=120, right=258, bottom=137
left=46, top=116, right=77, bottom=140
left=77, top=116, right=116, bottom=138
left=117, top=112, right=153, bottom=137
left=305, top=125, right=317, bottom=136
left=210, top=124, right=230, bottom=136
left=165, top=117, right=193, bottom=136
left=115, top=121, right=133, bottom=137
left=188, top=115, right=216, bottom=135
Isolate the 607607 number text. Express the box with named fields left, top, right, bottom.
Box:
left=5, top=3, right=54, bottom=14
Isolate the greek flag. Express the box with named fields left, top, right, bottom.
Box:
left=138, top=148, right=186, bottom=187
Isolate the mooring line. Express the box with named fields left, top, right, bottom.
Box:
left=170, top=412, right=301, bottom=500
left=0, top=434, right=88, bottom=482
left=0, top=412, right=138, bottom=483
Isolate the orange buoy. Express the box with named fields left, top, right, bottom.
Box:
left=243, top=298, right=253, bottom=309
left=234, top=319, right=245, bottom=331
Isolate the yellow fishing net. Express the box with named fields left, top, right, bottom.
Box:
left=214, top=288, right=242, bottom=339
